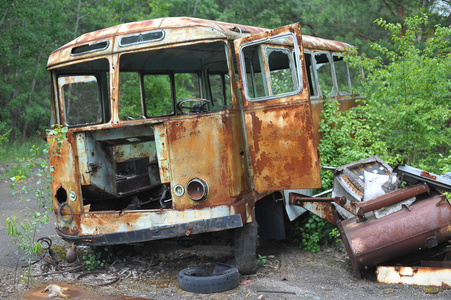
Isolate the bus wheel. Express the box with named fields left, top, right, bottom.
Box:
left=234, top=219, right=258, bottom=275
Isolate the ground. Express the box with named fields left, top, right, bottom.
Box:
left=0, top=167, right=450, bottom=300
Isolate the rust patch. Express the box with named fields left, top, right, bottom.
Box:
left=421, top=170, right=437, bottom=180
left=341, top=174, right=364, bottom=196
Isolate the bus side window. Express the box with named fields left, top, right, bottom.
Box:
left=348, top=64, right=364, bottom=94
left=333, top=54, right=351, bottom=95
left=119, top=72, right=142, bottom=120
left=204, top=60, right=232, bottom=111
left=304, top=52, right=318, bottom=97
left=59, top=75, right=104, bottom=126
left=143, top=74, right=173, bottom=117
left=267, top=47, right=298, bottom=95
left=314, top=52, right=335, bottom=98
left=174, top=73, right=201, bottom=100
left=243, top=48, right=266, bottom=98
left=208, top=73, right=232, bottom=111
left=239, top=34, right=302, bottom=102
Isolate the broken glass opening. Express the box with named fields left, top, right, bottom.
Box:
left=120, top=30, right=165, bottom=47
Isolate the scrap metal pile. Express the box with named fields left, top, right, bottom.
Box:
left=290, top=156, right=451, bottom=286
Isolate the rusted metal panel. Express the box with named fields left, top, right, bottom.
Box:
left=288, top=193, right=348, bottom=225
left=58, top=213, right=243, bottom=246
left=48, top=17, right=351, bottom=70
left=355, top=183, right=430, bottom=219
left=234, top=23, right=320, bottom=192
left=377, top=266, right=451, bottom=287
left=82, top=205, right=234, bottom=233
left=335, top=194, right=451, bottom=278
left=48, top=131, right=83, bottom=223
left=56, top=205, right=240, bottom=245
left=242, top=103, right=321, bottom=191
left=154, top=124, right=170, bottom=183
left=75, top=132, right=116, bottom=196
left=395, top=165, right=451, bottom=192
left=165, top=112, right=241, bottom=210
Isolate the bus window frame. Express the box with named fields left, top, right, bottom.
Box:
left=313, top=51, right=337, bottom=98
left=304, top=50, right=319, bottom=100
left=57, top=72, right=110, bottom=127
left=238, top=32, right=303, bottom=102
left=332, top=53, right=352, bottom=96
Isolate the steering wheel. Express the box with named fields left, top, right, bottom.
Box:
left=176, top=98, right=211, bottom=115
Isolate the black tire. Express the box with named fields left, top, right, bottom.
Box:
left=178, top=263, right=239, bottom=294
left=234, top=219, right=258, bottom=275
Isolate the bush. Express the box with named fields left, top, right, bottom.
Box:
left=301, top=15, right=451, bottom=253
left=344, top=15, right=451, bottom=173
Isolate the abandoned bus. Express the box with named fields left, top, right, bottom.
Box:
left=46, top=17, right=360, bottom=274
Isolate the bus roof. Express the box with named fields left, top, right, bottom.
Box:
left=47, top=17, right=351, bottom=69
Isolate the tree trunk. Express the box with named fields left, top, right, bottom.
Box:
left=21, top=47, right=44, bottom=143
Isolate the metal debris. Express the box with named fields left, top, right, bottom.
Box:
left=377, top=266, right=451, bottom=287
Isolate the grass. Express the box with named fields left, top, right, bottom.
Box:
left=0, top=136, right=48, bottom=179
left=0, top=136, right=47, bottom=163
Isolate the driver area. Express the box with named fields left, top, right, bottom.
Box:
left=118, top=41, right=232, bottom=120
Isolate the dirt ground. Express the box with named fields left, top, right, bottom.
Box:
left=0, top=237, right=448, bottom=300
left=0, top=165, right=450, bottom=300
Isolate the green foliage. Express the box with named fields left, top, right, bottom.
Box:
left=4, top=217, right=42, bottom=254
left=82, top=247, right=112, bottom=271
left=295, top=213, right=340, bottom=253
left=319, top=15, right=451, bottom=186
left=318, top=99, right=391, bottom=189
left=46, top=125, right=68, bottom=156
left=257, top=254, right=267, bottom=267
left=2, top=0, right=451, bottom=143
left=4, top=126, right=66, bottom=286
left=345, top=15, right=451, bottom=172
left=311, top=15, right=451, bottom=254
left=0, top=124, right=12, bottom=160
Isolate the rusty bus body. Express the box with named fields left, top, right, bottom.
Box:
left=46, top=17, right=360, bottom=274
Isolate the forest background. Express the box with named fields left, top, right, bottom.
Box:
left=0, top=0, right=450, bottom=174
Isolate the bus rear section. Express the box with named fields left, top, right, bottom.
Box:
left=46, top=17, right=358, bottom=274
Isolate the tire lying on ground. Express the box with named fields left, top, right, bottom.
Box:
left=178, top=263, right=239, bottom=294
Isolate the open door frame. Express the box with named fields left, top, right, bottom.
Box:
left=234, top=23, right=321, bottom=192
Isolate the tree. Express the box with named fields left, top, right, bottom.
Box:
left=319, top=15, right=451, bottom=179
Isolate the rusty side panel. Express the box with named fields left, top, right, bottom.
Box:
left=244, top=103, right=321, bottom=191
left=79, top=206, right=236, bottom=235
left=48, top=131, right=82, bottom=227
left=165, top=112, right=245, bottom=211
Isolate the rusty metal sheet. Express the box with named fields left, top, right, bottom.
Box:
left=48, top=131, right=83, bottom=222
left=58, top=213, right=243, bottom=246
left=377, top=266, right=451, bottom=287
left=165, top=112, right=245, bottom=210
left=243, top=103, right=321, bottom=191
left=336, top=194, right=451, bottom=278
left=355, top=183, right=430, bottom=219
left=234, top=23, right=320, bottom=192
left=48, top=17, right=352, bottom=70
left=154, top=124, right=170, bottom=183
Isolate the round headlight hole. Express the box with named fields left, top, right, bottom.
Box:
left=186, top=178, right=208, bottom=201
left=56, top=187, right=67, bottom=204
